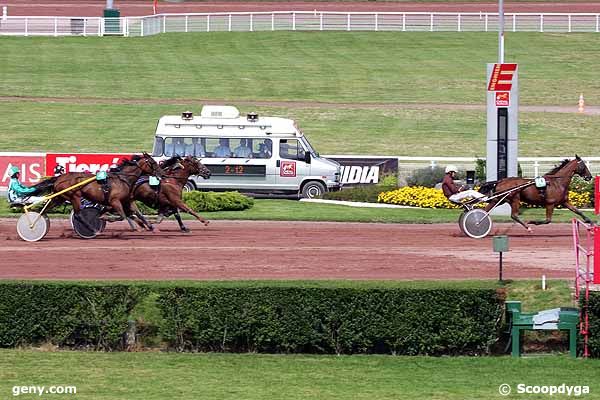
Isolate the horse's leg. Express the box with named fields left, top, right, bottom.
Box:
left=508, top=196, right=532, bottom=232
left=174, top=210, right=190, bottom=232
left=165, top=193, right=209, bottom=226
left=110, top=200, right=138, bottom=231
left=563, top=201, right=594, bottom=224
left=527, top=204, right=554, bottom=225
left=129, top=201, right=154, bottom=231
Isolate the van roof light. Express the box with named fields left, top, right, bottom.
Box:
left=247, top=112, right=258, bottom=122
left=182, top=111, right=193, bottom=120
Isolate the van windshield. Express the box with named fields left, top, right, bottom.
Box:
left=300, top=136, right=318, bottom=157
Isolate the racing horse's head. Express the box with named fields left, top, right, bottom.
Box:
left=182, top=156, right=211, bottom=180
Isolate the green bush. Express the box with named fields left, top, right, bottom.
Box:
left=158, top=285, right=505, bottom=355
left=582, top=292, right=600, bottom=358
left=137, top=191, right=253, bottom=214
left=0, top=282, right=146, bottom=350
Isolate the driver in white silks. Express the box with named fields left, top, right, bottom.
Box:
left=441, top=165, right=485, bottom=204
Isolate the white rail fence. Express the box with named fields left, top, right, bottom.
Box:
left=392, top=156, right=600, bottom=181
left=1, top=12, right=599, bottom=37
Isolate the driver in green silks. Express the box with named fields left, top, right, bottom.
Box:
left=7, top=166, right=44, bottom=205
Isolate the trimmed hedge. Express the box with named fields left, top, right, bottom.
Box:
left=0, top=282, right=505, bottom=355
left=0, top=282, right=146, bottom=350
left=582, top=292, right=600, bottom=357
left=157, top=286, right=505, bottom=355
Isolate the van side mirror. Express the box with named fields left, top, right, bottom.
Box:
left=304, top=152, right=311, bottom=164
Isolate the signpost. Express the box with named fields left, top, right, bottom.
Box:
left=493, top=235, right=509, bottom=282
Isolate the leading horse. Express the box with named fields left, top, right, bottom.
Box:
left=478, top=155, right=593, bottom=232
left=33, top=153, right=162, bottom=231
left=133, top=156, right=212, bottom=232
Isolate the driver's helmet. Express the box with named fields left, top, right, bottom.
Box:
left=53, top=165, right=65, bottom=176
left=445, top=165, right=458, bottom=174
left=9, top=165, right=20, bottom=177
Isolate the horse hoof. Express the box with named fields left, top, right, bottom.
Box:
left=203, top=221, right=210, bottom=226
left=527, top=227, right=533, bottom=233
left=181, top=228, right=191, bottom=233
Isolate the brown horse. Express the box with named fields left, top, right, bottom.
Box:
left=133, top=156, right=212, bottom=232
left=478, top=155, right=593, bottom=232
left=34, top=153, right=162, bottom=231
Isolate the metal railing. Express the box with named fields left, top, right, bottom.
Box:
left=1, top=12, right=599, bottom=37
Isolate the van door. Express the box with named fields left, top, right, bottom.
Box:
left=276, top=139, right=309, bottom=190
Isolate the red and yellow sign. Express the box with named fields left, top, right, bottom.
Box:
left=488, top=63, right=517, bottom=91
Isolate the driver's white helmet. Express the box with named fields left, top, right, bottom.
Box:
left=445, top=165, right=458, bottom=174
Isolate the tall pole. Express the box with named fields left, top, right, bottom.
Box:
left=498, top=0, right=504, bottom=63
left=106, top=0, right=114, bottom=9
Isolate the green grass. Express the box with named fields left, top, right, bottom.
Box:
left=1, top=101, right=599, bottom=156
left=1, top=198, right=592, bottom=223
left=1, top=350, right=599, bottom=400
left=505, top=280, right=575, bottom=312
left=1, top=32, right=600, bottom=105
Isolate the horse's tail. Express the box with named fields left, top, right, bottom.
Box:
left=478, top=180, right=498, bottom=195
left=29, top=176, right=58, bottom=196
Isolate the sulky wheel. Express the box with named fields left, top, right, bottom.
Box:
left=458, top=211, right=467, bottom=235
left=16, top=212, right=49, bottom=242
left=461, top=209, right=492, bottom=239
left=72, top=207, right=104, bottom=239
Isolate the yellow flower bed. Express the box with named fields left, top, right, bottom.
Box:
left=377, top=187, right=591, bottom=209
left=378, top=186, right=460, bottom=209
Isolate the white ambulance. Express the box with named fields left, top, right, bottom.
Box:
left=151, top=105, right=341, bottom=198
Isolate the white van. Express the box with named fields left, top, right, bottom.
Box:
left=151, top=105, right=341, bottom=198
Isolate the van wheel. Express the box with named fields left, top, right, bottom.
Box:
left=301, top=181, right=326, bottom=198
left=183, top=181, right=195, bottom=193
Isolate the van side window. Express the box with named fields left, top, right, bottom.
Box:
left=206, top=138, right=232, bottom=158
left=164, top=137, right=187, bottom=156
left=255, top=139, right=272, bottom=159
left=279, top=139, right=304, bottom=161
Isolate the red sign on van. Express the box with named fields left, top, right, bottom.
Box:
left=280, top=161, right=296, bottom=177
left=0, top=153, right=46, bottom=190
left=46, top=153, right=131, bottom=176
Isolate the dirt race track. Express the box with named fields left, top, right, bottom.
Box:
left=0, top=218, right=576, bottom=281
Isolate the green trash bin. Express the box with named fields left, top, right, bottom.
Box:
left=103, top=8, right=121, bottom=35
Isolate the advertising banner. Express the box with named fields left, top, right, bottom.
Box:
left=327, top=156, right=398, bottom=186
left=45, top=153, right=131, bottom=176
left=0, top=152, right=46, bottom=191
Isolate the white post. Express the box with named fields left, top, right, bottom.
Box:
left=542, top=275, right=546, bottom=291
left=512, top=14, right=516, bottom=32
left=271, top=13, right=274, bottom=31
left=2, top=6, right=7, bottom=21
left=25, top=17, right=28, bottom=36
left=292, top=12, right=296, bottom=31
left=84, top=18, right=87, bottom=37
left=458, top=13, right=461, bottom=32
left=228, top=14, right=231, bottom=31
left=185, top=15, right=188, bottom=32
left=402, top=13, right=406, bottom=32
left=430, top=13, right=433, bottom=31
left=54, top=17, right=58, bottom=36
left=162, top=15, right=166, bottom=33
left=540, top=14, right=543, bottom=32
left=375, top=13, right=378, bottom=31
left=250, top=13, right=253, bottom=32
left=498, top=0, right=504, bottom=62
left=596, top=14, right=599, bottom=33
left=206, top=15, right=210, bottom=32
left=347, top=13, right=350, bottom=31
left=485, top=13, right=488, bottom=32
left=319, top=13, right=323, bottom=31
left=568, top=14, right=572, bottom=32
left=141, top=18, right=144, bottom=37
